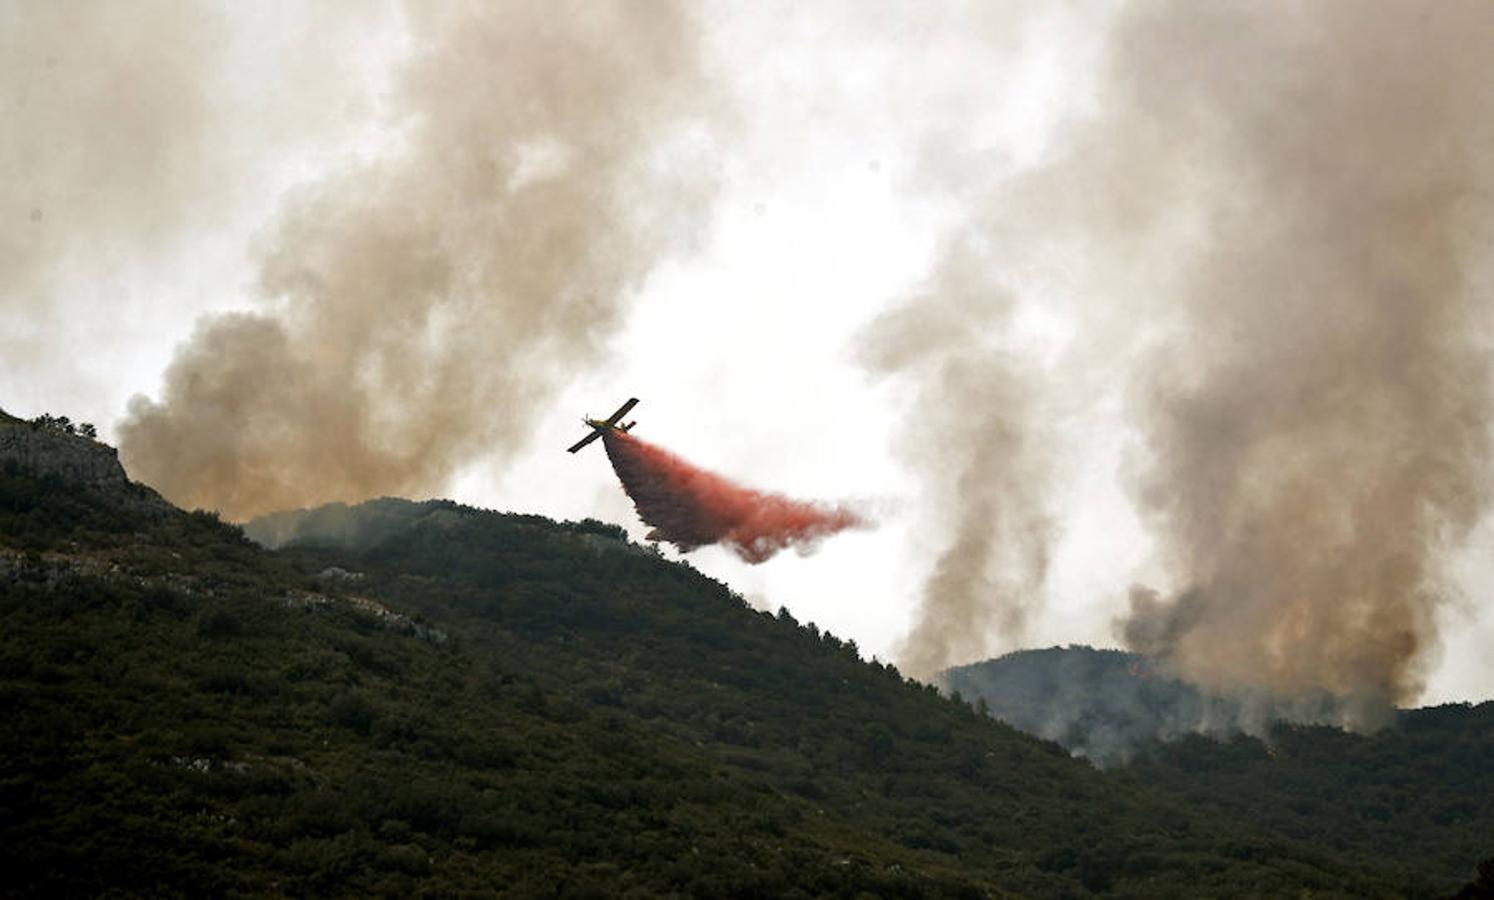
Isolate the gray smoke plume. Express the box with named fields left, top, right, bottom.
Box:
left=876, top=1, right=1494, bottom=712
left=0, top=2, right=224, bottom=302
left=1, top=1, right=228, bottom=379
left=2, top=3, right=384, bottom=415
left=118, top=1, right=719, bottom=520
left=1092, top=2, right=1494, bottom=724
left=861, top=240, right=1053, bottom=680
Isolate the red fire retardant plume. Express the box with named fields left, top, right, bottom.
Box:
left=602, top=431, right=863, bottom=563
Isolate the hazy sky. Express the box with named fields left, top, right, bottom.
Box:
left=6, top=1, right=1492, bottom=707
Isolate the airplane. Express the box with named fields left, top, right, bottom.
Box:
left=566, top=397, right=639, bottom=453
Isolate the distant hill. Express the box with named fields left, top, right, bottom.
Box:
left=243, top=496, right=470, bottom=550
left=941, top=646, right=1353, bottom=767
left=0, top=418, right=1486, bottom=896
left=244, top=496, right=633, bottom=555
left=945, top=645, right=1494, bottom=889
left=942, top=646, right=1208, bottom=766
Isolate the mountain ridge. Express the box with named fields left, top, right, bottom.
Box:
left=0, top=417, right=1487, bottom=896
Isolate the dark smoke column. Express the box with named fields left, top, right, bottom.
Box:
left=1103, top=2, right=1494, bottom=726
left=602, top=431, right=863, bottom=563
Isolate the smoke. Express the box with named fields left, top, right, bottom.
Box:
left=942, top=646, right=1361, bottom=767
left=2, top=4, right=398, bottom=424
left=849, top=6, right=1097, bottom=682
left=1086, top=2, right=1494, bottom=723
left=861, top=1, right=1494, bottom=710
left=1, top=2, right=223, bottom=307
left=860, top=242, right=1053, bottom=680
left=118, top=1, right=720, bottom=520
left=601, top=431, right=863, bottom=564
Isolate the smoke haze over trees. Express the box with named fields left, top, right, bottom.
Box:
left=942, top=646, right=1363, bottom=767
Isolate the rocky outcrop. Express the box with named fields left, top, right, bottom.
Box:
left=281, top=588, right=448, bottom=644
left=0, top=414, right=172, bottom=513
left=1, top=420, right=124, bottom=488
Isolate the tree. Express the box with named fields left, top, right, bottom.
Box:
left=28, top=413, right=80, bottom=435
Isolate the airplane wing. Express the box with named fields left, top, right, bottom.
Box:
left=566, top=431, right=602, bottom=453
left=602, top=397, right=639, bottom=426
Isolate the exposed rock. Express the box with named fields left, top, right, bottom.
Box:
left=0, top=547, right=205, bottom=597
left=1, top=419, right=123, bottom=487
left=0, top=413, right=172, bottom=514
left=281, top=588, right=448, bottom=644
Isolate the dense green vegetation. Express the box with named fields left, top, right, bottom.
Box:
left=946, top=645, right=1494, bottom=889
left=0, top=435, right=1488, bottom=896
left=1118, top=705, right=1494, bottom=893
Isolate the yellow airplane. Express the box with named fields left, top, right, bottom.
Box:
left=566, top=397, right=638, bottom=453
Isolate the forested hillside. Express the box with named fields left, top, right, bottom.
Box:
left=947, top=647, right=1494, bottom=891
left=1119, top=705, right=1494, bottom=893
left=0, top=417, right=1486, bottom=896
left=944, top=646, right=1356, bottom=766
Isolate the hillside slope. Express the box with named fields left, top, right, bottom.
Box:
left=0, top=417, right=1454, bottom=896
left=946, top=646, right=1494, bottom=889
left=941, top=646, right=1359, bottom=766
left=1118, top=706, right=1494, bottom=892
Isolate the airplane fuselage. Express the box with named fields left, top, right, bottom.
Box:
left=584, top=417, right=636, bottom=433
left=567, top=397, right=639, bottom=453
